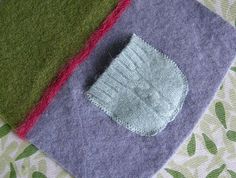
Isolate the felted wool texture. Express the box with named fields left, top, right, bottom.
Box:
left=87, top=34, right=189, bottom=136
left=0, top=0, right=118, bottom=128
left=27, top=0, right=236, bottom=178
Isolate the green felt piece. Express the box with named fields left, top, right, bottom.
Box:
left=0, top=0, right=118, bottom=128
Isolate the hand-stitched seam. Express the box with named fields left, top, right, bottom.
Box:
left=87, top=34, right=189, bottom=136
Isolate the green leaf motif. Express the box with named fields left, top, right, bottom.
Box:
left=206, top=164, right=226, bottom=178
left=215, top=102, right=227, bottom=129
left=0, top=124, right=11, bottom=138
left=187, top=134, right=196, bottom=156
left=165, top=168, right=186, bottom=178
left=15, top=144, right=38, bottom=161
left=231, top=67, right=236, bottom=72
left=9, top=163, right=16, bottom=178
left=226, top=130, right=236, bottom=142
left=202, top=133, right=217, bottom=155
left=32, top=171, right=47, bottom=178
left=220, top=85, right=223, bottom=90
left=228, top=169, right=236, bottom=178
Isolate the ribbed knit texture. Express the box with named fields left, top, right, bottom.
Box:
left=87, top=34, right=188, bottom=136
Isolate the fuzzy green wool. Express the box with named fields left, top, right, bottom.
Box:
left=0, top=0, right=118, bottom=128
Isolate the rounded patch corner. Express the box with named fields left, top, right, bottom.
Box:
left=87, top=34, right=189, bottom=136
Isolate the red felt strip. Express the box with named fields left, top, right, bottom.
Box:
left=16, top=0, right=132, bottom=138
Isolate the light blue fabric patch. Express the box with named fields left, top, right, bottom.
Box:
left=87, top=34, right=188, bottom=136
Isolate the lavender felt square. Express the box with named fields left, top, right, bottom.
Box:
left=27, top=0, right=236, bottom=177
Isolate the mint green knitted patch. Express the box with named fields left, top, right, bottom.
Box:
left=87, top=34, right=188, bottom=136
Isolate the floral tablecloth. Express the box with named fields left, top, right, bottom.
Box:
left=0, top=0, right=236, bottom=177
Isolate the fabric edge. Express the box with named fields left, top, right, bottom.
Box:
left=86, top=34, right=189, bottom=136
left=15, top=0, right=132, bottom=139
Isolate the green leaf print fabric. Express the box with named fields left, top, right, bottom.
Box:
left=0, top=0, right=236, bottom=178
left=157, top=61, right=236, bottom=178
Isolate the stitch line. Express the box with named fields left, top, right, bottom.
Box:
left=87, top=34, right=189, bottom=136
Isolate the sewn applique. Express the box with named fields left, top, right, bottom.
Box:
left=87, top=34, right=188, bottom=136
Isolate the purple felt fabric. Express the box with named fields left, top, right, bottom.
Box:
left=27, top=0, right=236, bottom=177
